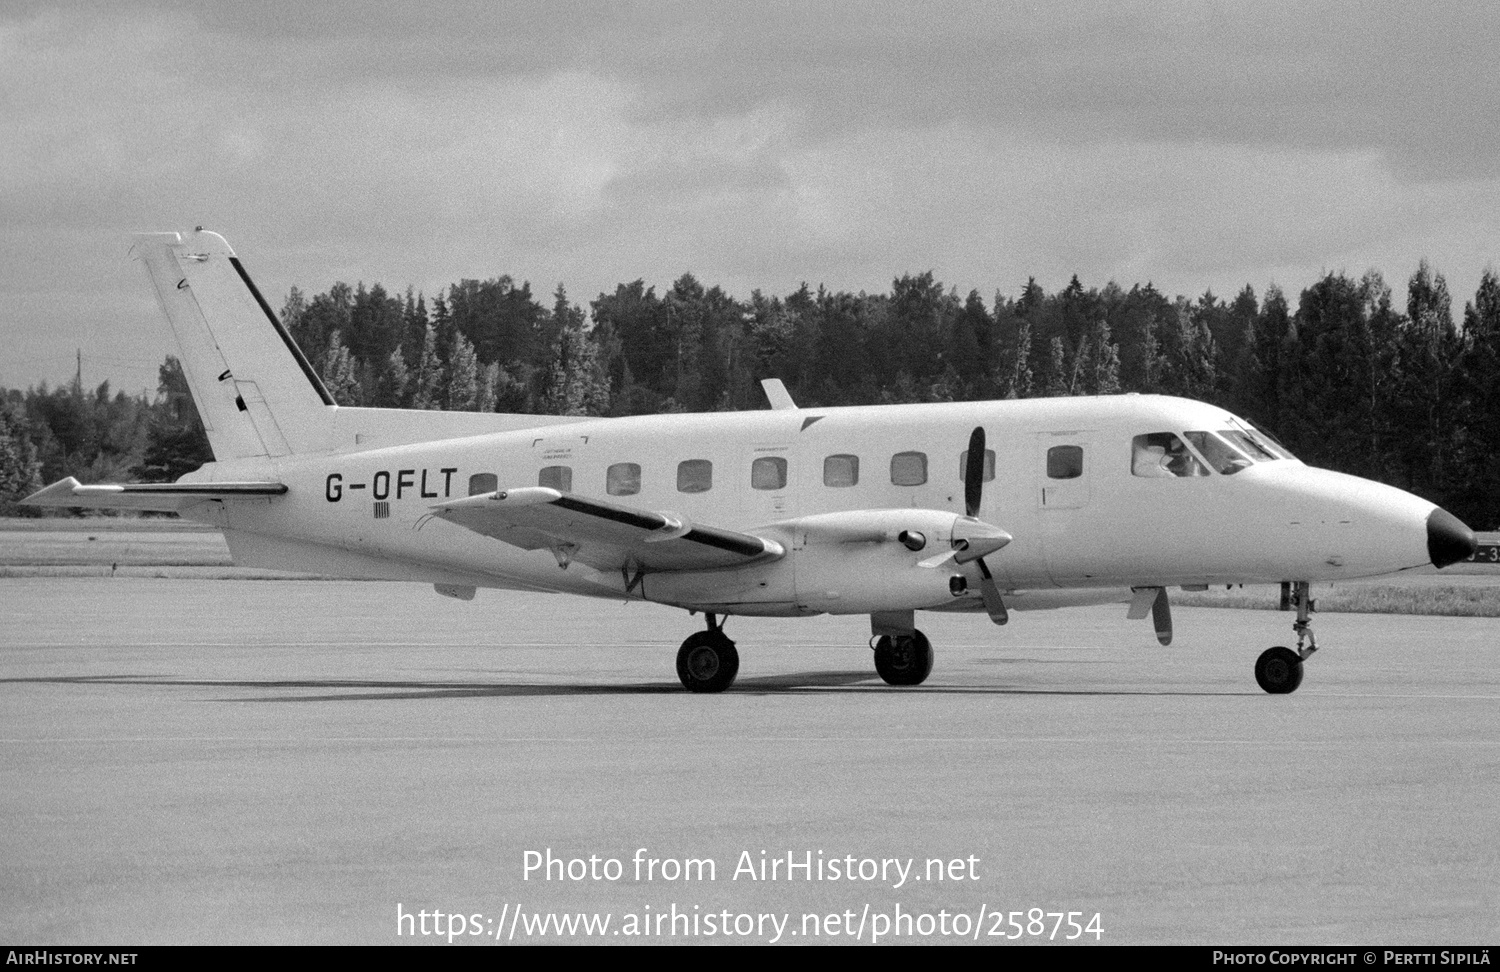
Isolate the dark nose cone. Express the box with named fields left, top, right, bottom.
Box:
left=1427, top=507, right=1477, bottom=569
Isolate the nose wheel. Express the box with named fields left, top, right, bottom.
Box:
left=676, top=614, right=739, bottom=693
left=1257, top=582, right=1317, bottom=694
left=1255, top=646, right=1304, bottom=694
left=873, top=630, right=934, bottom=686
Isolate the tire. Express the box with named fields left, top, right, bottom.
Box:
left=874, top=630, right=934, bottom=686
left=676, top=631, right=739, bottom=693
left=1255, top=646, right=1304, bottom=694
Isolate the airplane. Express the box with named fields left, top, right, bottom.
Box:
left=25, top=230, right=1479, bottom=694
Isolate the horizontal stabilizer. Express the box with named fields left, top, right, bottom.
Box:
left=23, top=477, right=287, bottom=512
left=430, top=487, right=784, bottom=574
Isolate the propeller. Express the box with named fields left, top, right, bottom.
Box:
left=964, top=426, right=1009, bottom=625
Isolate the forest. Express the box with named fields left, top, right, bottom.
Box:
left=4, top=260, right=1499, bottom=529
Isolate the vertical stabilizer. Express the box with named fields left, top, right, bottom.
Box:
left=132, top=230, right=335, bottom=460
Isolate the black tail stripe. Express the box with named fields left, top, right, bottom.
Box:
left=228, top=256, right=336, bottom=407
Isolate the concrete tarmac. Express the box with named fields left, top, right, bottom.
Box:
left=1, top=577, right=1496, bottom=945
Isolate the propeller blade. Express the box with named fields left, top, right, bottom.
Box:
left=976, top=558, right=1008, bottom=625
left=917, top=549, right=958, bottom=569
left=965, top=427, right=986, bottom=517
left=1152, top=587, right=1172, bottom=646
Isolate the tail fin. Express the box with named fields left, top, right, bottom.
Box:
left=133, top=230, right=335, bottom=460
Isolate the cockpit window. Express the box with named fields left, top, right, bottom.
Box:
left=1185, top=432, right=1253, bottom=475
left=1232, top=419, right=1296, bottom=461
left=1219, top=429, right=1278, bottom=463
left=1132, top=433, right=1208, bottom=478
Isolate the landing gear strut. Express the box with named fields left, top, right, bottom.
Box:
left=1255, top=581, right=1317, bottom=694
left=873, top=630, right=934, bottom=686
left=676, top=613, right=739, bottom=693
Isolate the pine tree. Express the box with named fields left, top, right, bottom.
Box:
left=318, top=330, right=362, bottom=406
left=1007, top=316, right=1033, bottom=398
left=1085, top=317, right=1122, bottom=395
left=1457, top=269, right=1500, bottom=526
left=1041, top=336, right=1069, bottom=397
left=477, top=362, right=499, bottom=414
left=409, top=325, right=444, bottom=410
left=1397, top=261, right=1459, bottom=497
left=131, top=356, right=212, bottom=483
left=373, top=349, right=409, bottom=408
left=540, top=291, right=610, bottom=416
left=0, top=400, right=43, bottom=511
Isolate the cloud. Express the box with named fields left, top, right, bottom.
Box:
left=3, top=1, right=1499, bottom=392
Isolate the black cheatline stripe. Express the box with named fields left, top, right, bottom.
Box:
left=550, top=495, right=665, bottom=531
left=120, top=483, right=288, bottom=496
left=683, top=527, right=768, bottom=557
left=228, top=256, right=336, bottom=407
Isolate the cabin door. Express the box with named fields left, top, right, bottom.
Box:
left=1036, top=431, right=1095, bottom=583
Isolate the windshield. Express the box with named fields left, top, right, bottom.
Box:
left=1229, top=418, right=1296, bottom=460
left=1185, top=431, right=1253, bottom=475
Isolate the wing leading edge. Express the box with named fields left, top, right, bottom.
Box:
left=430, top=487, right=785, bottom=573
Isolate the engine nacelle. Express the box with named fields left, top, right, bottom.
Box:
left=766, top=508, right=1011, bottom=615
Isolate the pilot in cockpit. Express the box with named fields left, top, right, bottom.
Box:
left=1132, top=433, right=1205, bottom=478
left=1132, top=442, right=1172, bottom=477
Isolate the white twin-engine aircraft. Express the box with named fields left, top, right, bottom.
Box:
left=28, top=230, right=1478, bottom=694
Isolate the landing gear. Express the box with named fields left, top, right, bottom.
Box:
left=873, top=630, right=934, bottom=686
left=1256, top=581, right=1318, bottom=694
left=1255, top=646, right=1304, bottom=694
left=676, top=613, right=739, bottom=693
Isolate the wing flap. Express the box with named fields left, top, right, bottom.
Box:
left=23, top=477, right=287, bottom=512
left=431, top=487, right=783, bottom=573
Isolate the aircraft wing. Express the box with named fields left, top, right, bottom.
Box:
left=430, top=487, right=784, bottom=573
left=23, top=477, right=288, bottom=512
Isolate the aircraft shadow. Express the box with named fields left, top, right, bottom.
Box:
left=2, top=672, right=1246, bottom=700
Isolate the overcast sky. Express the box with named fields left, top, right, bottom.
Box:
left=4, top=0, right=1499, bottom=393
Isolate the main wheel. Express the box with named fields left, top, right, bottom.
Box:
left=874, top=630, right=934, bottom=686
left=1255, top=646, right=1304, bottom=694
left=676, top=631, right=739, bottom=693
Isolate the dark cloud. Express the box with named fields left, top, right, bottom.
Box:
left=26, top=1, right=1493, bottom=178
left=4, top=1, right=1500, bottom=391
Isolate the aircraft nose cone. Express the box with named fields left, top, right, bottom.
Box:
left=1427, top=507, right=1477, bottom=569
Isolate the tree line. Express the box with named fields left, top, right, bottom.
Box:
left=3, top=261, right=1498, bottom=529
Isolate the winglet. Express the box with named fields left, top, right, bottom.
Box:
left=761, top=378, right=797, bottom=411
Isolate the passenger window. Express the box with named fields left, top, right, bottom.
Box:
left=751, top=456, right=787, bottom=490
left=1046, top=445, right=1084, bottom=480
left=890, top=451, right=928, bottom=486
left=606, top=462, right=641, bottom=496
left=957, top=449, right=996, bottom=482
left=823, top=454, right=859, bottom=487
left=1132, top=433, right=1206, bottom=478
left=539, top=465, right=572, bottom=491
left=468, top=473, right=497, bottom=496
left=677, top=459, right=713, bottom=493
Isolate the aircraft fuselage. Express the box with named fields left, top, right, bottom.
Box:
left=183, top=392, right=1447, bottom=618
